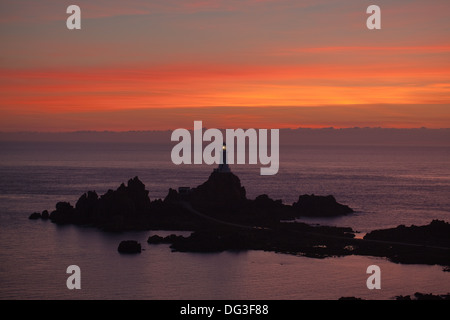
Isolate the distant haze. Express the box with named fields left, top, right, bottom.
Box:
left=1, top=128, right=449, bottom=147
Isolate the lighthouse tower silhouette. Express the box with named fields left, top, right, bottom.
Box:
left=215, top=142, right=231, bottom=173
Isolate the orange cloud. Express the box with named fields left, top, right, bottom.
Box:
left=1, top=61, right=449, bottom=117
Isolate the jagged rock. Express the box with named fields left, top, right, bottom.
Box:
left=47, top=176, right=151, bottom=230
left=163, top=188, right=179, bottom=203
left=29, top=172, right=450, bottom=267
left=29, top=212, right=41, bottom=220
left=187, top=171, right=246, bottom=210
left=75, top=191, right=98, bottom=220
left=395, top=295, right=412, bottom=300
left=118, top=240, right=141, bottom=254
left=38, top=172, right=354, bottom=233
left=395, top=292, right=450, bottom=300
left=147, top=235, right=165, bottom=244
left=96, top=176, right=151, bottom=219
left=125, top=176, right=151, bottom=212
left=49, top=202, right=75, bottom=224
left=254, top=194, right=283, bottom=208
left=147, top=234, right=185, bottom=244
left=41, top=210, right=49, bottom=220
left=359, top=220, right=450, bottom=266
left=364, top=220, right=450, bottom=247
left=292, top=194, right=353, bottom=217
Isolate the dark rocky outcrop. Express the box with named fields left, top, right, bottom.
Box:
left=29, top=210, right=50, bottom=220
left=364, top=220, right=450, bottom=248
left=355, top=220, right=450, bottom=266
left=148, top=220, right=450, bottom=267
left=339, top=292, right=450, bottom=300
left=395, top=292, right=450, bottom=300
left=292, top=194, right=353, bottom=217
left=187, top=171, right=247, bottom=210
left=49, top=202, right=76, bottom=224
left=31, top=171, right=450, bottom=268
left=147, top=235, right=165, bottom=244
left=40, top=172, right=353, bottom=231
left=148, top=223, right=356, bottom=257
left=29, top=212, right=41, bottom=220
left=147, top=234, right=185, bottom=244
left=48, top=177, right=153, bottom=230
left=162, top=171, right=353, bottom=225
left=41, top=210, right=49, bottom=220
left=117, top=240, right=141, bottom=254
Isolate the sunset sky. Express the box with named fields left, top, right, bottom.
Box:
left=1, top=0, right=449, bottom=131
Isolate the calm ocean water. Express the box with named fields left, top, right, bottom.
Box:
left=0, top=141, right=449, bottom=299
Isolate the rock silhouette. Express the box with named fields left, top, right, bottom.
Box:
left=364, top=220, right=450, bottom=248
left=35, top=172, right=354, bottom=230
left=293, top=194, right=354, bottom=217
left=47, top=177, right=152, bottom=231
left=118, top=240, right=141, bottom=254
left=29, top=210, right=50, bottom=220
left=49, top=202, right=75, bottom=224
left=147, top=234, right=185, bottom=245
left=395, top=292, right=450, bottom=300
left=29, top=212, right=41, bottom=220
left=41, top=210, right=49, bottom=220
left=188, top=171, right=247, bottom=209
left=30, top=171, right=450, bottom=267
left=162, top=171, right=354, bottom=226
left=340, top=292, right=450, bottom=300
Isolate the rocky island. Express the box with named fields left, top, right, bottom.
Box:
left=29, top=169, right=450, bottom=268
left=117, top=240, right=142, bottom=254
left=31, top=169, right=353, bottom=231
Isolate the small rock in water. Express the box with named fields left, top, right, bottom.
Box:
left=117, top=240, right=142, bottom=254
left=29, top=212, right=41, bottom=220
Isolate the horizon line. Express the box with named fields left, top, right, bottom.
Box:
left=1, top=126, right=450, bottom=134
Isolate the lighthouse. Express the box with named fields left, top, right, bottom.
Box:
left=215, top=142, right=231, bottom=173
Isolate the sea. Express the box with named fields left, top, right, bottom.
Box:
left=0, top=141, right=449, bottom=300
